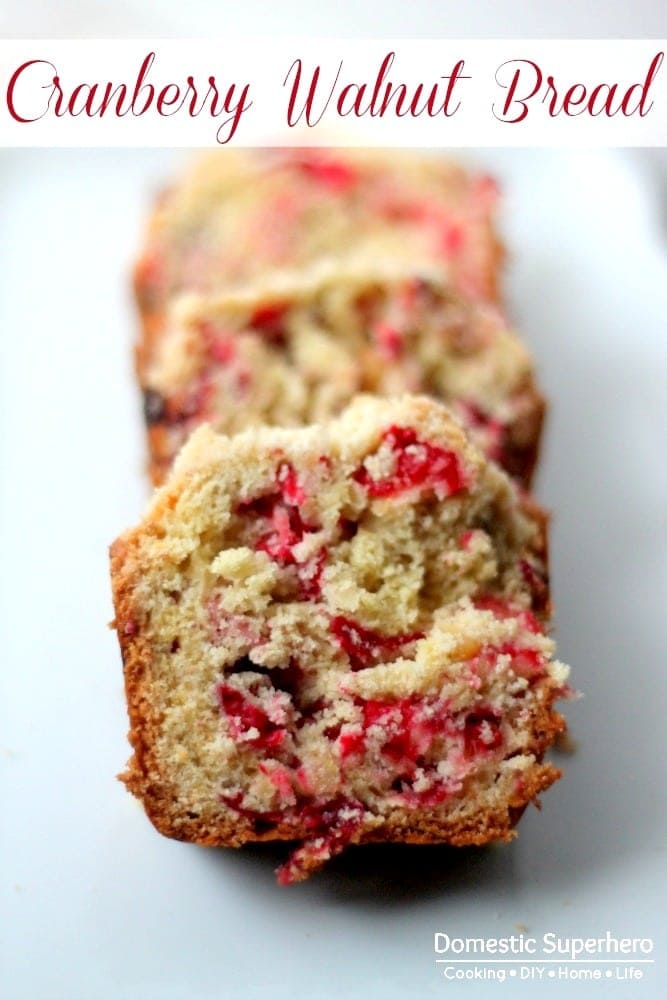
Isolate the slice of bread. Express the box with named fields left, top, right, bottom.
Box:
left=141, top=264, right=543, bottom=487
left=134, top=148, right=503, bottom=366
left=110, top=395, right=567, bottom=884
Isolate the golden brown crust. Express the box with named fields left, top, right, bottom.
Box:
left=501, top=382, right=547, bottom=490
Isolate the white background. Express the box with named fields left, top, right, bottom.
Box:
left=1, top=4, right=666, bottom=1000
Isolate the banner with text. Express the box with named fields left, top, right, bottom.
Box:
left=0, top=39, right=664, bottom=146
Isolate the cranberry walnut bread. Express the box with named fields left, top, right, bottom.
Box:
left=110, top=395, right=568, bottom=885
left=141, top=265, right=544, bottom=488
left=134, top=148, right=503, bottom=363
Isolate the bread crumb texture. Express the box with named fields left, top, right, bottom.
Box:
left=111, top=395, right=568, bottom=884
left=142, top=264, right=543, bottom=488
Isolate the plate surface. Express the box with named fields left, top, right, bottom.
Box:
left=1, top=147, right=666, bottom=999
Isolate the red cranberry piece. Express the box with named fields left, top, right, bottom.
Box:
left=472, top=174, right=500, bottom=209
left=248, top=303, right=288, bottom=343
left=496, top=642, right=545, bottom=677
left=338, top=696, right=449, bottom=773
left=337, top=729, right=366, bottom=761
left=373, top=321, right=403, bottom=359
left=330, top=616, right=423, bottom=671
left=220, top=792, right=285, bottom=826
left=398, top=779, right=453, bottom=808
left=365, top=698, right=443, bottom=768
left=276, top=462, right=306, bottom=505
left=354, top=425, right=467, bottom=499
left=255, top=505, right=305, bottom=563
left=217, top=683, right=287, bottom=751
left=297, top=154, right=358, bottom=192
left=198, top=320, right=237, bottom=364
left=297, top=548, right=327, bottom=600
left=439, top=221, right=465, bottom=256
left=239, top=466, right=328, bottom=598
left=459, top=401, right=504, bottom=463
left=520, top=559, right=550, bottom=609
left=473, top=596, right=543, bottom=635
left=460, top=529, right=475, bottom=550
left=275, top=798, right=365, bottom=885
left=240, top=463, right=315, bottom=567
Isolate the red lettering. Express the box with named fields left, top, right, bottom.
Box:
left=283, top=58, right=341, bottom=127
left=131, top=52, right=156, bottom=116
left=6, top=59, right=56, bottom=122
left=588, top=83, right=619, bottom=117
left=621, top=50, right=664, bottom=116
left=494, top=59, right=543, bottom=123
left=214, top=84, right=252, bottom=144
left=156, top=83, right=181, bottom=115
left=442, top=60, right=469, bottom=117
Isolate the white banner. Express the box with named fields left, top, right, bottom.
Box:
left=0, top=39, right=664, bottom=146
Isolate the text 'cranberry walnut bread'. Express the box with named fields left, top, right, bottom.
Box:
left=141, top=265, right=544, bottom=488
left=134, top=148, right=503, bottom=359
left=110, top=395, right=569, bottom=885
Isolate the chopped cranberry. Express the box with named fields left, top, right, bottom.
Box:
left=207, top=603, right=263, bottom=647
left=463, top=710, right=503, bottom=758
left=473, top=595, right=543, bottom=635
left=472, top=174, right=500, bottom=210
left=217, top=683, right=287, bottom=751
left=220, top=792, right=284, bottom=825
left=460, top=529, right=475, bottom=550
left=297, top=548, right=327, bottom=600
left=238, top=465, right=328, bottom=598
left=276, top=462, right=306, bottom=505
left=122, top=618, right=138, bottom=637
left=337, top=696, right=451, bottom=777
left=297, top=154, right=358, bottom=193
left=366, top=698, right=445, bottom=769
left=275, top=798, right=365, bottom=885
left=258, top=762, right=297, bottom=804
left=520, top=559, right=550, bottom=609
left=330, top=616, right=423, bottom=671
left=354, top=425, right=467, bottom=499
left=373, top=321, right=403, bottom=359
left=239, top=463, right=313, bottom=565
left=255, top=505, right=306, bottom=563
left=458, top=401, right=504, bottom=463
left=399, top=780, right=454, bottom=808
left=496, top=642, right=545, bottom=678
left=199, top=320, right=237, bottom=364
left=439, top=221, right=465, bottom=256
left=338, top=729, right=366, bottom=761
left=248, top=302, right=288, bottom=343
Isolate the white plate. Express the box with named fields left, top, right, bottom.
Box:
left=1, top=148, right=666, bottom=999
